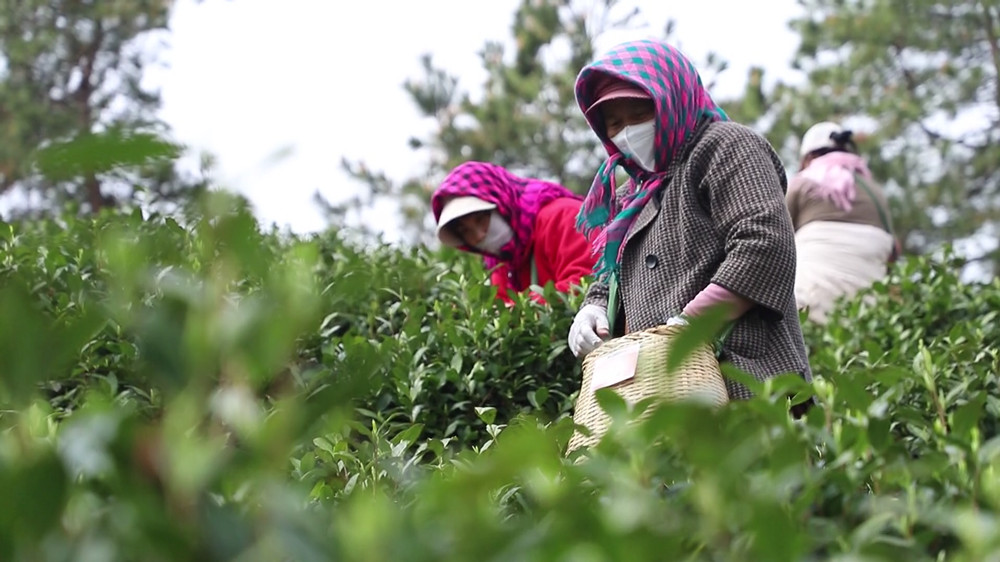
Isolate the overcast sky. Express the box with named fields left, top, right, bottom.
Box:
left=151, top=0, right=805, bottom=236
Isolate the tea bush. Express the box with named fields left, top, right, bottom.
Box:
left=1, top=194, right=999, bottom=561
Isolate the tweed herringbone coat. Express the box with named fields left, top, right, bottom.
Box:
left=582, top=120, right=813, bottom=400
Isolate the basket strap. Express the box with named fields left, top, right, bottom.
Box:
left=855, top=174, right=893, bottom=236
left=713, top=321, right=735, bottom=359
left=855, top=174, right=899, bottom=262
left=604, top=180, right=655, bottom=334
left=607, top=271, right=619, bottom=333
left=675, top=313, right=734, bottom=359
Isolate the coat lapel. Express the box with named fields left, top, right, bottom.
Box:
left=619, top=122, right=706, bottom=248
left=624, top=190, right=662, bottom=246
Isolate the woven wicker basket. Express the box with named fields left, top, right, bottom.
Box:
left=566, top=324, right=729, bottom=454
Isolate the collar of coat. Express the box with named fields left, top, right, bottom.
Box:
left=624, top=119, right=714, bottom=244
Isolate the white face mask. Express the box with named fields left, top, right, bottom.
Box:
left=610, top=119, right=657, bottom=172
left=474, top=211, right=514, bottom=255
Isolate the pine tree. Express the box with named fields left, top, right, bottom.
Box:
left=0, top=0, right=209, bottom=218
left=317, top=0, right=647, bottom=245
left=721, top=0, right=1000, bottom=275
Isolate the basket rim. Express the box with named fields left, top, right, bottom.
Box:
left=581, top=323, right=715, bottom=365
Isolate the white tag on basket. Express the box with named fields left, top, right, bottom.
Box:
left=590, top=342, right=641, bottom=391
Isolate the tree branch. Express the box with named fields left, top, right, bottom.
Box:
left=892, top=44, right=988, bottom=150
left=980, top=0, right=1000, bottom=112
left=916, top=121, right=988, bottom=150
left=70, top=16, right=112, bottom=213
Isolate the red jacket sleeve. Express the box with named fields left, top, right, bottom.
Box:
left=533, top=198, right=598, bottom=294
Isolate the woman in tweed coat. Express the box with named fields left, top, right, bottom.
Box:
left=566, top=39, right=813, bottom=408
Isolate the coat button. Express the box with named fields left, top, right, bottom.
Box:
left=645, top=254, right=658, bottom=269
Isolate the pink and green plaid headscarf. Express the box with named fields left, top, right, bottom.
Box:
left=575, top=39, right=728, bottom=282
left=431, top=162, right=580, bottom=289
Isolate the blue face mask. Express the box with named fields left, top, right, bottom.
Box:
left=610, top=119, right=657, bottom=172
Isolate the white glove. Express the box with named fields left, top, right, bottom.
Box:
left=568, top=304, right=611, bottom=358
left=665, top=315, right=689, bottom=327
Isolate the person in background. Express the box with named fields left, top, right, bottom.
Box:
left=431, top=161, right=598, bottom=304
left=787, top=121, right=900, bottom=324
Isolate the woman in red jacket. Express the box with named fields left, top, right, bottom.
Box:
left=431, top=161, right=598, bottom=304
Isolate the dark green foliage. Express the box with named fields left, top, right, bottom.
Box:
left=1, top=1, right=999, bottom=559
left=1, top=197, right=999, bottom=560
